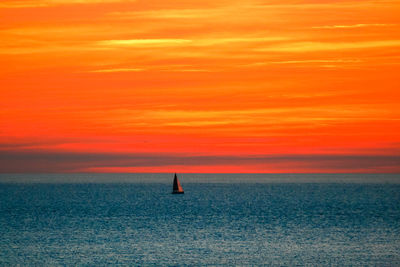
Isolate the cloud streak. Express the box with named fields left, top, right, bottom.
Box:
left=95, top=37, right=289, bottom=49
left=257, top=40, right=400, bottom=53
left=312, top=24, right=396, bottom=29
left=89, top=68, right=145, bottom=73
left=0, top=0, right=136, bottom=8
left=96, top=39, right=192, bottom=47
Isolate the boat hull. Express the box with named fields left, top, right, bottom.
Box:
left=172, top=191, right=184, bottom=194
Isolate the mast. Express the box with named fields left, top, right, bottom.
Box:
left=172, top=173, right=184, bottom=194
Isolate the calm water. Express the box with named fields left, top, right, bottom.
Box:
left=1, top=174, right=400, bottom=266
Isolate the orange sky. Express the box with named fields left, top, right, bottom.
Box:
left=1, top=0, right=400, bottom=173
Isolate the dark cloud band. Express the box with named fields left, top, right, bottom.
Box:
left=0, top=149, right=399, bottom=173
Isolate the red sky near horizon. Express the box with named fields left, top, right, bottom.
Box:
left=1, top=0, right=400, bottom=173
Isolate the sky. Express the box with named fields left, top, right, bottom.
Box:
left=1, top=0, right=400, bottom=173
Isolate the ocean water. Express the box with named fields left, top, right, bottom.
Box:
left=0, top=174, right=400, bottom=266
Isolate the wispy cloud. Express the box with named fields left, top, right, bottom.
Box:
left=243, top=59, right=362, bottom=67
left=257, top=40, right=400, bottom=53
left=89, top=68, right=145, bottom=73
left=0, top=44, right=111, bottom=55
left=0, top=0, right=136, bottom=8
left=96, top=39, right=192, bottom=47
left=87, top=65, right=214, bottom=73
left=86, top=105, right=392, bottom=131
left=95, top=37, right=289, bottom=48
left=195, top=37, right=289, bottom=46
left=160, top=68, right=213, bottom=72
left=312, top=23, right=396, bottom=29
left=270, top=59, right=363, bottom=64
left=108, top=8, right=224, bottom=19
left=88, top=67, right=213, bottom=73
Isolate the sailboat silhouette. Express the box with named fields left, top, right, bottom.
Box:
left=172, top=173, right=184, bottom=194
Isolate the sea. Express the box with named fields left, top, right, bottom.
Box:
left=0, top=173, right=399, bottom=266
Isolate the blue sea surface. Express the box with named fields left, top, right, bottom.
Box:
left=0, top=174, right=400, bottom=266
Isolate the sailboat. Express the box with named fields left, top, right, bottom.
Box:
left=172, top=173, right=184, bottom=194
